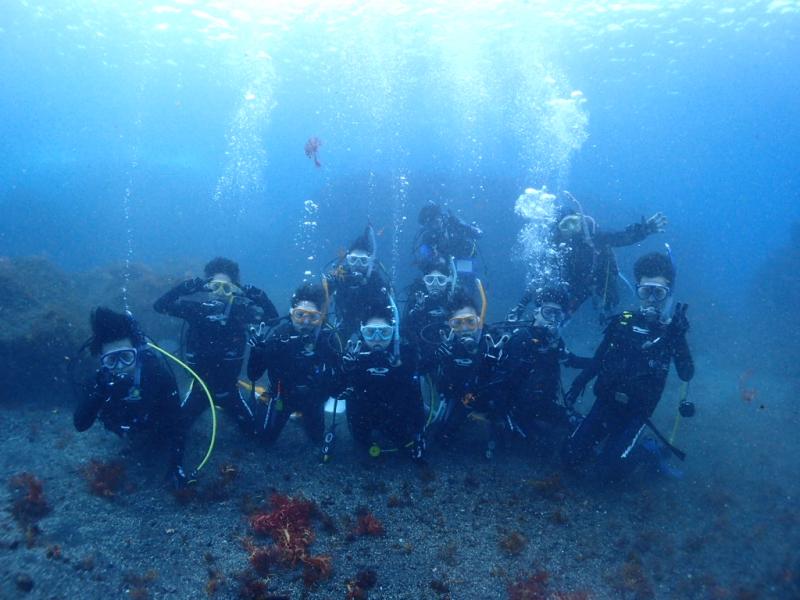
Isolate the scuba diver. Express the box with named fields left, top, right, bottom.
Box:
left=323, top=224, right=395, bottom=340
left=246, top=282, right=343, bottom=449
left=502, top=288, right=592, bottom=447
left=563, top=251, right=695, bottom=481
left=412, top=201, right=483, bottom=278
left=424, top=286, right=511, bottom=457
left=507, top=202, right=668, bottom=322
left=153, top=257, right=278, bottom=484
left=73, top=307, right=184, bottom=483
left=402, top=256, right=457, bottom=362
left=340, top=302, right=426, bottom=461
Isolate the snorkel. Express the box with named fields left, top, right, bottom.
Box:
left=367, top=224, right=377, bottom=279
left=321, top=276, right=330, bottom=323
left=476, top=278, right=487, bottom=328
left=449, top=256, right=458, bottom=295
left=387, top=294, right=401, bottom=359
left=662, top=242, right=677, bottom=321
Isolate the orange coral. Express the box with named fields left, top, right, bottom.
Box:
left=8, top=473, right=50, bottom=525
left=82, top=460, right=125, bottom=498
left=353, top=508, right=385, bottom=537
left=248, top=494, right=332, bottom=588
left=508, top=571, right=549, bottom=600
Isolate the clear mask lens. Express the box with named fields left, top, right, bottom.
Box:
left=209, top=280, right=235, bottom=296
left=449, top=315, right=480, bottom=332
left=346, top=254, right=372, bottom=268
left=423, top=274, right=449, bottom=287
left=361, top=325, right=394, bottom=341
left=291, top=307, right=323, bottom=326
left=101, top=348, right=137, bottom=370
left=636, top=284, right=670, bottom=301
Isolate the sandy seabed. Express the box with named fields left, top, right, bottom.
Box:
left=0, top=357, right=798, bottom=600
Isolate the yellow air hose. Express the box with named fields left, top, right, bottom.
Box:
left=476, top=278, right=488, bottom=325
left=146, top=342, right=218, bottom=474
left=669, top=381, right=689, bottom=444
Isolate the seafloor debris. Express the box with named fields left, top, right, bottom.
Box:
left=499, top=531, right=528, bottom=556
left=507, top=570, right=589, bottom=600
left=82, top=459, right=126, bottom=498
left=345, top=568, right=378, bottom=599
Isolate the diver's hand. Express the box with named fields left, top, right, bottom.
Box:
left=484, top=333, right=510, bottom=365
left=506, top=304, right=524, bottom=323
left=563, top=383, right=584, bottom=408
left=410, top=291, right=427, bottom=314
left=248, top=322, right=268, bottom=347
left=181, top=277, right=207, bottom=295
left=435, top=329, right=454, bottom=359
left=669, top=303, right=690, bottom=337
left=343, top=339, right=362, bottom=366
left=645, top=212, right=668, bottom=234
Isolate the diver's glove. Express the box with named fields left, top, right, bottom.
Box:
left=668, top=303, right=690, bottom=338
left=435, top=330, right=454, bottom=360
left=181, top=277, right=207, bottom=295
left=342, top=340, right=362, bottom=368
left=644, top=212, right=668, bottom=234
left=484, top=333, right=510, bottom=366
left=248, top=322, right=269, bottom=347
left=410, top=291, right=427, bottom=314
left=563, top=381, right=586, bottom=408
left=506, top=304, right=525, bottom=323
left=679, top=400, right=696, bottom=418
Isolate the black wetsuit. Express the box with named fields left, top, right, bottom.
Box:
left=247, top=320, right=343, bottom=445
left=413, top=214, right=482, bottom=268
left=402, top=281, right=450, bottom=363
left=504, top=325, right=592, bottom=436
left=428, top=328, right=510, bottom=443
left=514, top=220, right=654, bottom=316
left=324, top=267, right=395, bottom=339
left=154, top=280, right=278, bottom=442
left=341, top=343, right=424, bottom=454
left=565, top=310, right=694, bottom=479
left=74, top=350, right=182, bottom=468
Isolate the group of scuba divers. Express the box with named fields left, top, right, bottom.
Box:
left=75, top=199, right=694, bottom=490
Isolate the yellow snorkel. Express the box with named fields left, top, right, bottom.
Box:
left=146, top=342, right=217, bottom=475
left=476, top=278, right=488, bottom=327
left=321, top=276, right=330, bottom=322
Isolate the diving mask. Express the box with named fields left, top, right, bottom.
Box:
left=345, top=254, right=373, bottom=268
left=636, top=283, right=670, bottom=302
left=360, top=323, right=394, bottom=342
left=208, top=279, right=239, bottom=297
left=100, top=347, right=138, bottom=370
left=423, top=273, right=449, bottom=287
left=536, top=304, right=566, bottom=329
left=448, top=314, right=480, bottom=333
left=291, top=306, right=324, bottom=327
left=558, top=215, right=583, bottom=234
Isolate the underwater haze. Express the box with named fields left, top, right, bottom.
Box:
left=1, top=1, right=799, bottom=599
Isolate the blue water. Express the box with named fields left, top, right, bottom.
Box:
left=3, top=2, right=797, bottom=309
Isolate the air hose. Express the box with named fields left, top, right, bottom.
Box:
left=146, top=342, right=217, bottom=474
